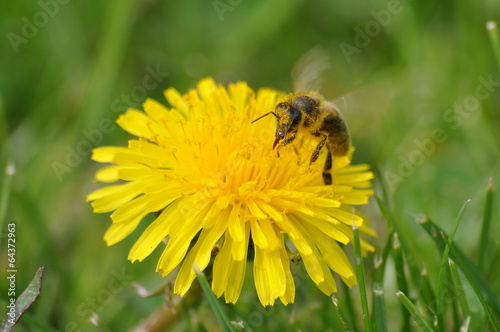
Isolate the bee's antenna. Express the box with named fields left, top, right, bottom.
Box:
left=251, top=112, right=277, bottom=123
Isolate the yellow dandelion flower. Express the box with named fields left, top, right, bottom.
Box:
left=87, top=77, right=375, bottom=306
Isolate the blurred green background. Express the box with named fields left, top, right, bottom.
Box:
left=1, top=0, right=500, bottom=331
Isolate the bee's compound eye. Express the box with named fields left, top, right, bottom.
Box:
left=278, top=103, right=288, bottom=111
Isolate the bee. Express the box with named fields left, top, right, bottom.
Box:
left=251, top=92, right=350, bottom=185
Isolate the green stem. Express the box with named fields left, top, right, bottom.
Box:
left=195, top=266, right=235, bottom=332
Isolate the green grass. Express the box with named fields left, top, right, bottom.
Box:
left=1, top=0, right=500, bottom=331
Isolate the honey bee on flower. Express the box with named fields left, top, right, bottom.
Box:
left=252, top=91, right=350, bottom=185
left=87, top=77, right=375, bottom=306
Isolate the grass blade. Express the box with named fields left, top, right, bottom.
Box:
left=332, top=295, right=355, bottom=332
left=376, top=197, right=422, bottom=282
left=373, top=232, right=393, bottom=284
left=419, top=267, right=437, bottom=323
left=353, top=218, right=372, bottom=332
left=431, top=200, right=500, bottom=332
left=341, top=282, right=359, bottom=332
left=396, top=291, right=434, bottom=332
left=418, top=216, right=500, bottom=314
left=194, top=265, right=235, bottom=332
left=436, top=199, right=470, bottom=332
left=461, top=316, right=471, bottom=332
left=392, top=233, right=411, bottom=331
left=487, top=21, right=500, bottom=71
left=0, top=267, right=45, bottom=332
left=487, top=245, right=500, bottom=288
left=448, top=258, right=471, bottom=323
left=415, top=215, right=437, bottom=321
left=478, top=177, right=493, bottom=272
left=449, top=244, right=500, bottom=332
left=88, top=313, right=112, bottom=332
left=372, top=283, right=388, bottom=332
left=371, top=233, right=393, bottom=332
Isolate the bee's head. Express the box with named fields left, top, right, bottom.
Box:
left=251, top=101, right=302, bottom=149
left=272, top=102, right=301, bottom=149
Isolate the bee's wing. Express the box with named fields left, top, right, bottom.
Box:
left=329, top=80, right=396, bottom=138
left=292, top=46, right=330, bottom=93
left=330, top=80, right=395, bottom=116
left=292, top=46, right=396, bottom=127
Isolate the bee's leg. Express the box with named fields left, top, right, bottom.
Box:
left=277, top=134, right=296, bottom=158
left=322, top=147, right=332, bottom=185
left=283, top=134, right=296, bottom=146
left=310, top=134, right=327, bottom=164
